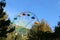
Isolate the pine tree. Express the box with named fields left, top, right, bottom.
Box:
left=0, top=0, right=15, bottom=38
left=55, top=21, right=60, bottom=37
left=27, top=20, right=52, bottom=40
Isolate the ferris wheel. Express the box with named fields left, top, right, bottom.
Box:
left=12, top=11, right=40, bottom=29
left=10, top=11, right=40, bottom=39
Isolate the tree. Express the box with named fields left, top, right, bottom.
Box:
left=54, top=21, right=60, bottom=37
left=0, top=0, right=15, bottom=39
left=27, top=19, right=52, bottom=40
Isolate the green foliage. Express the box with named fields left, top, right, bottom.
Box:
left=27, top=20, right=56, bottom=40
left=0, top=0, right=15, bottom=38
left=27, top=20, right=60, bottom=40
left=54, top=21, right=60, bottom=37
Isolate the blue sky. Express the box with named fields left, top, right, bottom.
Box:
left=4, top=0, right=60, bottom=30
